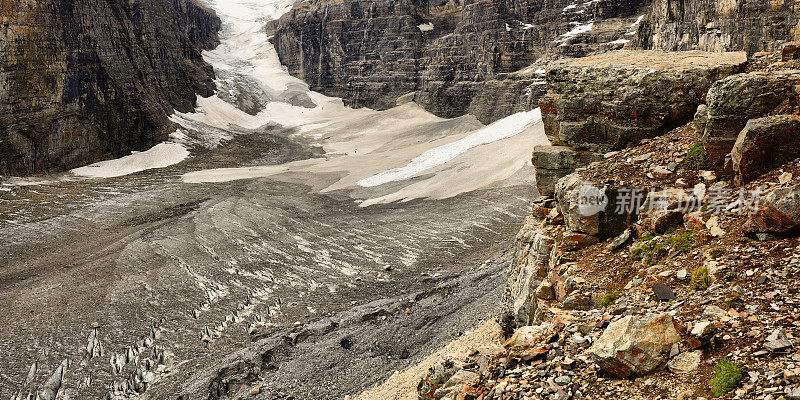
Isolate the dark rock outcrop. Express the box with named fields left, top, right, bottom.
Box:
left=539, top=50, right=747, bottom=152
left=0, top=0, right=220, bottom=175
left=634, top=0, right=800, bottom=55
left=732, top=115, right=800, bottom=184
left=270, top=0, right=651, bottom=124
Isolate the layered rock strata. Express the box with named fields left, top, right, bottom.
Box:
left=0, top=0, right=220, bottom=175
left=532, top=145, right=600, bottom=197
left=270, top=0, right=651, bottom=124
left=634, top=0, right=800, bottom=55
left=539, top=50, right=747, bottom=152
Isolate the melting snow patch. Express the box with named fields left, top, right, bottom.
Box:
left=71, top=143, right=190, bottom=178
left=418, top=23, right=434, bottom=32
left=357, top=108, right=542, bottom=188
left=625, top=15, right=645, bottom=35
left=609, top=38, right=630, bottom=44
left=558, top=21, right=593, bottom=46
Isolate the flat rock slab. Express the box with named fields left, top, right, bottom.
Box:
left=652, top=282, right=677, bottom=301
left=540, top=50, right=747, bottom=152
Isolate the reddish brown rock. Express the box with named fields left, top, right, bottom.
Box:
left=783, top=41, right=800, bottom=61
left=731, top=115, right=800, bottom=185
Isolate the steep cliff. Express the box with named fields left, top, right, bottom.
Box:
left=634, top=0, right=800, bottom=55
left=0, top=0, right=220, bottom=176
left=270, top=0, right=651, bottom=124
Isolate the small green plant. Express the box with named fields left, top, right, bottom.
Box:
left=709, top=358, right=743, bottom=397
left=632, top=230, right=696, bottom=265
left=665, top=230, right=695, bottom=253
left=690, top=266, right=710, bottom=291
left=686, top=140, right=708, bottom=169
left=595, top=291, right=620, bottom=308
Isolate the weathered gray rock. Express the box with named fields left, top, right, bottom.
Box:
left=765, top=328, right=793, bottom=352
left=744, top=186, right=800, bottom=237
left=666, top=350, right=702, bottom=374
left=587, top=313, right=681, bottom=378
left=540, top=50, right=747, bottom=152
left=701, top=70, right=800, bottom=169
left=608, top=229, right=633, bottom=251
left=418, top=359, right=466, bottom=400
left=639, top=188, right=698, bottom=234
left=732, top=115, right=800, bottom=184
left=562, top=231, right=601, bottom=251
left=554, top=173, right=638, bottom=240
left=0, top=0, right=221, bottom=175
left=533, top=146, right=600, bottom=197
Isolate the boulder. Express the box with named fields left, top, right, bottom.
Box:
left=532, top=146, right=600, bottom=196
left=744, top=186, right=800, bottom=237
left=504, top=325, right=548, bottom=349
left=765, top=328, right=793, bottom=352
left=638, top=188, right=699, bottom=234
left=417, top=359, right=466, bottom=400
left=587, top=313, right=682, bottom=378
left=732, top=115, right=800, bottom=184
left=667, top=351, right=702, bottom=374
left=541, top=50, right=747, bottom=152
left=701, top=70, right=800, bottom=169
left=434, top=369, right=481, bottom=400
left=554, top=173, right=638, bottom=240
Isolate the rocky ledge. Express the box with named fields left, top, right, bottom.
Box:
left=534, top=50, right=747, bottom=196
left=0, top=0, right=221, bottom=175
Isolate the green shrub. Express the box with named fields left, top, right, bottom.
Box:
left=595, top=291, right=620, bottom=308
left=632, top=231, right=695, bottom=265
left=686, top=140, right=708, bottom=169
left=690, top=266, right=710, bottom=291
left=709, top=359, right=743, bottom=397
left=665, top=230, right=695, bottom=253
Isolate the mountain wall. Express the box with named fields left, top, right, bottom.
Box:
left=269, top=0, right=651, bottom=124
left=271, top=0, right=800, bottom=124
left=0, top=0, right=220, bottom=176
left=634, top=0, right=800, bottom=55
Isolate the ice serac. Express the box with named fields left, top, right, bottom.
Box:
left=539, top=50, right=747, bottom=152
left=0, top=0, right=221, bottom=175
left=269, top=0, right=651, bottom=124
left=634, top=0, right=800, bottom=55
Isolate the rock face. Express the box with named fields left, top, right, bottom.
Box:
left=532, top=145, right=600, bottom=197
left=502, top=218, right=555, bottom=331
left=270, top=0, right=651, bottom=124
left=587, top=313, right=681, bottom=378
left=732, top=115, right=800, bottom=184
left=540, top=50, right=747, bottom=152
left=701, top=70, right=800, bottom=169
left=0, top=0, right=220, bottom=175
left=634, top=0, right=800, bottom=55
